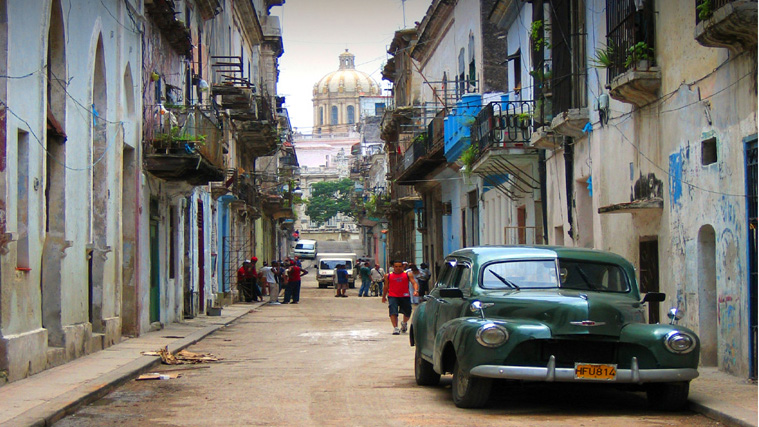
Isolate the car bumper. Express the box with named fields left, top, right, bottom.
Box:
left=469, top=356, right=699, bottom=384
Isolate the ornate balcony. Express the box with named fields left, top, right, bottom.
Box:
left=396, top=113, right=447, bottom=186
left=144, top=105, right=225, bottom=185
left=471, top=100, right=538, bottom=172
left=694, top=0, right=757, bottom=53
left=609, top=68, right=662, bottom=107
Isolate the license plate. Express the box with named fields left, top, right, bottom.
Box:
left=574, top=363, right=617, bottom=381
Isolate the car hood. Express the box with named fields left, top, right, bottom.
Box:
left=479, top=288, right=644, bottom=337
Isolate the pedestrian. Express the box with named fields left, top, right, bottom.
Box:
left=370, top=263, right=384, bottom=296
left=294, top=256, right=302, bottom=267
left=358, top=262, right=372, bottom=297
left=236, top=261, right=253, bottom=302
left=334, top=263, right=349, bottom=297
left=382, top=260, right=419, bottom=335
left=283, top=260, right=308, bottom=304
left=408, top=264, right=421, bottom=304
left=260, top=261, right=280, bottom=305
left=249, top=256, right=263, bottom=302
left=259, top=261, right=270, bottom=297
left=418, top=262, right=431, bottom=297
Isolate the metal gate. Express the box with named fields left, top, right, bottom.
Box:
left=745, top=137, right=757, bottom=379
left=222, top=237, right=255, bottom=300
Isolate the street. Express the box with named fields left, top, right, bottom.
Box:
left=56, top=266, right=720, bottom=426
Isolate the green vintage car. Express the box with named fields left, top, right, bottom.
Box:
left=410, top=246, right=699, bottom=409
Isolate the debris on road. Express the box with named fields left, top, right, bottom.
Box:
left=136, top=372, right=181, bottom=381
left=141, top=346, right=221, bottom=365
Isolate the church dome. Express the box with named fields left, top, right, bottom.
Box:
left=313, top=50, right=381, bottom=96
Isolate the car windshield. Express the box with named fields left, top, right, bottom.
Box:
left=481, top=260, right=558, bottom=290
left=296, top=243, right=314, bottom=250
left=320, top=260, right=352, bottom=269
left=558, top=259, right=630, bottom=292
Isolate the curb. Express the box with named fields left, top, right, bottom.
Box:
left=690, top=399, right=758, bottom=427
left=6, top=306, right=255, bottom=427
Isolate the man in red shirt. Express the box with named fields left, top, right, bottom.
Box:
left=283, top=260, right=308, bottom=304
left=382, top=260, right=419, bottom=335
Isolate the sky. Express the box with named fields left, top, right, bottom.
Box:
left=271, top=0, right=432, bottom=133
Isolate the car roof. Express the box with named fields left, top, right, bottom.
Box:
left=446, top=245, right=634, bottom=268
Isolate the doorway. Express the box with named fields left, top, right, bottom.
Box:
left=149, top=198, right=160, bottom=324
left=698, top=225, right=717, bottom=366
left=639, top=239, right=660, bottom=324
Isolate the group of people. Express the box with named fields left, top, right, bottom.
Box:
left=236, top=256, right=308, bottom=305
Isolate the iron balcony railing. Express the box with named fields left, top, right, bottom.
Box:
left=695, top=0, right=736, bottom=23
left=606, top=0, right=656, bottom=82
left=472, top=101, right=535, bottom=154
left=145, top=104, right=225, bottom=170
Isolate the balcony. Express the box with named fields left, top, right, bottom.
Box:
left=550, top=108, right=590, bottom=138
left=263, top=15, right=283, bottom=57
left=444, top=94, right=482, bottom=162
left=605, top=0, right=660, bottom=107
left=471, top=100, right=538, bottom=173
left=694, top=0, right=757, bottom=53
left=211, top=56, right=278, bottom=157
left=396, top=115, right=447, bottom=186
left=529, top=126, right=561, bottom=150
left=144, top=105, right=226, bottom=185
left=145, top=0, right=192, bottom=57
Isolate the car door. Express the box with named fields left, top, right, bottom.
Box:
left=420, top=260, right=455, bottom=353
left=434, top=258, right=473, bottom=332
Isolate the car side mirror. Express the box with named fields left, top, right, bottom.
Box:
left=640, top=292, right=666, bottom=303
left=439, top=288, right=464, bottom=299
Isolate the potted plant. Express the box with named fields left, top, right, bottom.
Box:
left=624, top=42, right=653, bottom=70
left=530, top=20, right=550, bottom=52
left=590, top=44, right=615, bottom=69
left=459, top=144, right=479, bottom=178
left=697, top=0, right=712, bottom=21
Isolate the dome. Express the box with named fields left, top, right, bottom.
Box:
left=313, top=50, right=381, bottom=96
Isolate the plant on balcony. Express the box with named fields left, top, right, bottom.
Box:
left=530, top=20, right=550, bottom=52
left=590, top=44, right=615, bottom=69
left=696, top=0, right=713, bottom=21
left=459, top=143, right=479, bottom=178
left=624, top=42, right=654, bottom=70
left=154, top=126, right=207, bottom=150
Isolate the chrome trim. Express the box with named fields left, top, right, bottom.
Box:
left=475, top=323, right=509, bottom=347
left=469, top=357, right=699, bottom=384
left=569, top=320, right=607, bottom=326
left=664, top=330, right=697, bottom=354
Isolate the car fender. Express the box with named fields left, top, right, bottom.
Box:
left=619, top=323, right=701, bottom=369
left=432, top=317, right=553, bottom=374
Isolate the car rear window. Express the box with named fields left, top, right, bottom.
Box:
left=481, top=260, right=558, bottom=290
left=320, top=260, right=352, bottom=269
left=296, top=243, right=314, bottom=250
left=558, top=259, right=630, bottom=292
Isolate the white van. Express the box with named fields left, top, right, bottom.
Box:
left=293, top=239, right=317, bottom=259
left=317, top=253, right=357, bottom=288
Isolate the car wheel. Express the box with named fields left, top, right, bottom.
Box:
left=646, top=381, right=690, bottom=411
left=451, top=359, right=491, bottom=408
left=415, top=345, right=440, bottom=386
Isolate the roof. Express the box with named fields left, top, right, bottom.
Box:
left=446, top=245, right=636, bottom=269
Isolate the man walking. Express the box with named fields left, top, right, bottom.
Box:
left=283, top=260, right=308, bottom=304
left=382, top=260, right=419, bottom=335
left=358, top=262, right=372, bottom=297
left=370, top=263, right=384, bottom=296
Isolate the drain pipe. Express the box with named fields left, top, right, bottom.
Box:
left=563, top=137, right=574, bottom=240
left=538, top=150, right=548, bottom=244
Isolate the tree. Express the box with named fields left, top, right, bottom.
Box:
left=305, top=178, right=355, bottom=226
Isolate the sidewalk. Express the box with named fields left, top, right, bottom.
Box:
left=0, top=303, right=261, bottom=427
left=0, top=303, right=755, bottom=426
left=689, top=367, right=758, bottom=427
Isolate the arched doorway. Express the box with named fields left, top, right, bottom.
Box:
left=698, top=224, right=718, bottom=366
left=90, top=35, right=108, bottom=333
left=41, top=0, right=67, bottom=348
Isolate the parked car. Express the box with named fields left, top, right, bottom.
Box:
left=293, top=239, right=317, bottom=259
left=316, top=253, right=357, bottom=288
left=410, top=246, right=699, bottom=409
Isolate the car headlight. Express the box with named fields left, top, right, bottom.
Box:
left=664, top=331, right=697, bottom=354
left=475, top=323, right=509, bottom=348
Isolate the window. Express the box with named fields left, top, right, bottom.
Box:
left=331, top=106, right=338, bottom=125
left=513, top=49, right=522, bottom=94
left=468, top=33, right=476, bottom=91
left=606, top=0, right=655, bottom=81
left=558, top=260, right=630, bottom=292
left=319, top=107, right=324, bottom=125
left=481, top=260, right=558, bottom=290
left=458, top=48, right=466, bottom=95
left=374, top=103, right=385, bottom=116
left=347, top=105, right=355, bottom=124
left=702, top=137, right=717, bottom=165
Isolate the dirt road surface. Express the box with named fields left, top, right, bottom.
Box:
left=56, top=272, right=721, bottom=426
